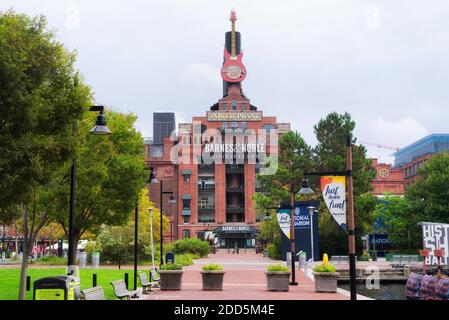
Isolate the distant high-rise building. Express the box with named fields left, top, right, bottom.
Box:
left=394, top=134, right=449, bottom=188
left=153, top=112, right=175, bottom=145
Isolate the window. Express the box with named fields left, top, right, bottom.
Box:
left=149, top=145, right=163, bottom=158
left=222, top=122, right=228, bottom=130
left=241, top=102, right=246, bottom=110
left=183, top=215, right=190, bottom=224
left=232, top=100, right=237, bottom=110
left=182, top=230, right=190, bottom=239
left=183, top=199, right=191, bottom=210
left=241, top=122, right=248, bottom=131
left=183, top=175, right=190, bottom=182
left=231, top=122, right=238, bottom=129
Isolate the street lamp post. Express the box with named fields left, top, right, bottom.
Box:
left=67, top=106, right=111, bottom=276
left=133, top=196, right=138, bottom=290
left=302, top=134, right=357, bottom=300
left=307, top=206, right=317, bottom=262
left=148, top=168, right=176, bottom=266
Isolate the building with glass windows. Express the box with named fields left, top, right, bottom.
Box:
left=393, top=134, right=449, bottom=188
left=144, top=11, right=290, bottom=248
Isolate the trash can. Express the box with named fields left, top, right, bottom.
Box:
left=263, top=249, right=268, bottom=258
left=33, top=275, right=80, bottom=300
left=165, top=252, right=175, bottom=264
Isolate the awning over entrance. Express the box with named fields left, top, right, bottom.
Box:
left=213, top=225, right=259, bottom=235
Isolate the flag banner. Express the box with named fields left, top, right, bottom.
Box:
left=276, top=209, right=291, bottom=239
left=421, top=222, right=449, bottom=266
left=321, top=176, right=347, bottom=230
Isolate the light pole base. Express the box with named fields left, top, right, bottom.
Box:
left=289, top=282, right=298, bottom=286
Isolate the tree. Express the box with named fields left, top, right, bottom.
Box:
left=373, top=194, right=413, bottom=250
left=48, top=110, right=147, bottom=264
left=254, top=131, right=315, bottom=257
left=129, top=188, right=168, bottom=261
left=0, top=11, right=91, bottom=299
left=0, top=11, right=90, bottom=210
left=255, top=131, right=315, bottom=206
left=95, top=225, right=134, bottom=269
left=313, top=112, right=376, bottom=256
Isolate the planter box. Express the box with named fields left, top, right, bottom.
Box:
left=159, top=270, right=183, bottom=290
left=313, top=272, right=339, bottom=293
left=266, top=271, right=291, bottom=292
left=201, top=271, right=225, bottom=291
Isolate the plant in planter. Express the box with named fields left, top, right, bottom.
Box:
left=266, top=264, right=291, bottom=292
left=159, top=263, right=183, bottom=290
left=201, top=264, right=225, bottom=291
left=312, top=255, right=339, bottom=293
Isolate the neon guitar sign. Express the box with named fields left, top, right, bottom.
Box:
left=221, top=10, right=247, bottom=83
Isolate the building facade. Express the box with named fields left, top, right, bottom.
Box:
left=145, top=11, right=290, bottom=248
left=393, top=134, right=449, bottom=189
left=370, top=158, right=404, bottom=196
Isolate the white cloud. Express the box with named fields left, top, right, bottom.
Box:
left=181, top=62, right=221, bottom=88
left=368, top=117, right=429, bottom=148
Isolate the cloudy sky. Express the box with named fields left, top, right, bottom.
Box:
left=2, top=0, right=449, bottom=163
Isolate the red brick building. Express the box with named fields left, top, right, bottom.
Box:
left=370, top=158, right=404, bottom=196
left=145, top=11, right=290, bottom=248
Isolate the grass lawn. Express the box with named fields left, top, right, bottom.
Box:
left=0, top=267, right=151, bottom=300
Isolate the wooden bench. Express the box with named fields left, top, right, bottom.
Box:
left=110, top=280, right=142, bottom=300
left=138, top=272, right=157, bottom=294
left=81, top=286, right=105, bottom=300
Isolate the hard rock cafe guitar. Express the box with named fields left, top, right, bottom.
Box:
left=221, top=10, right=247, bottom=83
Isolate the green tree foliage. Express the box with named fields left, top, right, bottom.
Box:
left=95, top=225, right=134, bottom=269
left=47, top=110, right=147, bottom=262
left=373, top=194, right=413, bottom=250
left=0, top=11, right=91, bottom=299
left=255, top=131, right=315, bottom=207
left=376, top=153, right=449, bottom=251
left=313, top=112, right=376, bottom=256
left=406, top=152, right=449, bottom=225
left=0, top=11, right=90, bottom=209
left=256, top=113, right=377, bottom=257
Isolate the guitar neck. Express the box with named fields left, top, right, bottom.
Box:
left=231, top=21, right=236, bottom=57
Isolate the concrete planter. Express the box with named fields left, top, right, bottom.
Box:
left=201, top=271, right=225, bottom=291
left=313, top=272, right=340, bottom=293
left=159, top=270, right=183, bottom=290
left=266, top=271, right=291, bottom=292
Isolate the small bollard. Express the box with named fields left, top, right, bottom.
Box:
left=124, top=273, right=129, bottom=289
left=26, top=276, right=31, bottom=291
left=92, top=273, right=97, bottom=287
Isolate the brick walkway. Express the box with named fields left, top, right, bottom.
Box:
left=143, top=250, right=349, bottom=300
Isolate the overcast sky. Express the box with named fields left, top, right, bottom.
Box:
left=2, top=0, right=449, bottom=163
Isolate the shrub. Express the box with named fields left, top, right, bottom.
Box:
left=160, top=263, right=183, bottom=270
left=267, top=264, right=289, bottom=272
left=358, top=251, right=371, bottom=261
left=267, top=243, right=281, bottom=260
left=170, top=238, right=211, bottom=257
left=313, top=263, right=337, bottom=273
left=202, top=264, right=224, bottom=271
left=175, top=253, right=200, bottom=266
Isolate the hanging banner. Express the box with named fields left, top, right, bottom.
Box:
left=321, top=176, right=347, bottom=230
left=276, top=209, right=291, bottom=239
left=420, top=222, right=449, bottom=266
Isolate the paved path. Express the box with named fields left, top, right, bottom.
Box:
left=143, top=251, right=349, bottom=300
